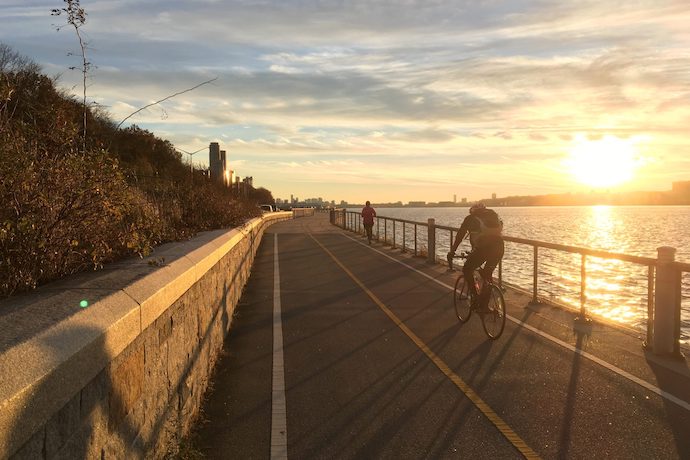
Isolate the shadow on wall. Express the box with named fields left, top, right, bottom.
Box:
left=7, top=324, right=145, bottom=458
left=6, top=314, right=208, bottom=458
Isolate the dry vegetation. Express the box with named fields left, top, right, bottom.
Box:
left=0, top=44, right=271, bottom=297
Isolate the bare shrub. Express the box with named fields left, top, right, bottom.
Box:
left=0, top=142, right=160, bottom=294
left=0, top=45, right=266, bottom=297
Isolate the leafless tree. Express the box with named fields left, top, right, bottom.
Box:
left=51, top=0, right=89, bottom=152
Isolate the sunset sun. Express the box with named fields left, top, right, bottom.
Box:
left=566, top=135, right=640, bottom=188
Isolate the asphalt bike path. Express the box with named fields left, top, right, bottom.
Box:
left=190, top=215, right=690, bottom=459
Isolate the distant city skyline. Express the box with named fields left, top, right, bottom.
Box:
left=282, top=180, right=690, bottom=208
left=2, top=1, right=689, bottom=203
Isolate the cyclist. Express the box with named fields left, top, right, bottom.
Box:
left=447, top=202, right=504, bottom=311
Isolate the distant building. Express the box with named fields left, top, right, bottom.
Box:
left=454, top=194, right=457, bottom=203
left=209, top=142, right=223, bottom=184
left=220, top=150, right=228, bottom=185
left=409, top=201, right=426, bottom=206
left=492, top=193, right=497, bottom=200
left=672, top=181, right=690, bottom=195
left=209, top=143, right=231, bottom=186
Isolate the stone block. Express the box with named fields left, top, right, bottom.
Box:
left=101, top=432, right=126, bottom=460
left=45, top=391, right=80, bottom=457
left=80, top=399, right=109, bottom=460
left=108, top=346, right=144, bottom=431
left=124, top=258, right=196, bottom=331
left=80, top=369, right=109, bottom=420
left=10, top=427, right=44, bottom=460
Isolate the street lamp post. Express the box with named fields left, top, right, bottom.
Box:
left=176, top=147, right=206, bottom=180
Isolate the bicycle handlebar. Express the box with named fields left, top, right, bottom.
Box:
left=447, top=251, right=470, bottom=270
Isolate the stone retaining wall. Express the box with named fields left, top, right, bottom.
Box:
left=0, top=212, right=291, bottom=459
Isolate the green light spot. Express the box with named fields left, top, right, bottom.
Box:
left=80, top=300, right=89, bottom=308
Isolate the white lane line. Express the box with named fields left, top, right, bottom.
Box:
left=271, top=233, right=288, bottom=459
left=342, top=233, right=690, bottom=412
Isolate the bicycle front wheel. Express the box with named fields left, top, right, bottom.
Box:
left=453, top=275, right=472, bottom=323
left=481, top=284, right=506, bottom=339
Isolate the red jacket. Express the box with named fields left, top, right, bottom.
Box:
left=361, top=205, right=376, bottom=225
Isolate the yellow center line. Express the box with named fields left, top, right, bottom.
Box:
left=309, top=233, right=541, bottom=460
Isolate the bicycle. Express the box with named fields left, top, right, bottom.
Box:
left=448, top=251, right=506, bottom=340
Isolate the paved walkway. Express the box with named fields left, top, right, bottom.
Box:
left=187, top=213, right=690, bottom=459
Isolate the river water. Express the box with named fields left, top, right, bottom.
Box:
left=348, top=206, right=690, bottom=346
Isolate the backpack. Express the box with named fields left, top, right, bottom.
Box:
left=470, top=209, right=503, bottom=246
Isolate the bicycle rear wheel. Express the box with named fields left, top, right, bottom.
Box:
left=481, top=284, right=506, bottom=339
left=453, top=275, right=472, bottom=323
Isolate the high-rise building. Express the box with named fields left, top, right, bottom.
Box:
left=209, top=143, right=232, bottom=186
left=220, top=150, right=228, bottom=185
left=209, top=142, right=223, bottom=184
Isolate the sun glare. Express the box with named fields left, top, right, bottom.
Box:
left=566, top=135, right=640, bottom=188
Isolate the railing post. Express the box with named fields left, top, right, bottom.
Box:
left=646, top=265, right=655, bottom=348
left=414, top=224, right=418, bottom=256
left=377, top=218, right=380, bottom=241
left=575, top=254, right=591, bottom=324
left=384, top=219, right=387, bottom=244
left=674, top=270, right=682, bottom=357
left=532, top=246, right=539, bottom=303
left=393, top=220, right=396, bottom=248
left=427, top=218, right=436, bottom=264
left=402, top=222, right=406, bottom=252
left=653, top=246, right=680, bottom=356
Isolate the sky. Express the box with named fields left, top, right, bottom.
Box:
left=1, top=0, right=689, bottom=204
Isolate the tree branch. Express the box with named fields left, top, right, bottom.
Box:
left=116, top=77, right=218, bottom=130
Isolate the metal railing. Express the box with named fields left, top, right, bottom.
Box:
left=333, top=209, right=688, bottom=356
left=292, top=207, right=315, bottom=218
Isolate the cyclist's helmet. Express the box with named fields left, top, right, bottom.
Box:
left=469, top=202, right=486, bottom=214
